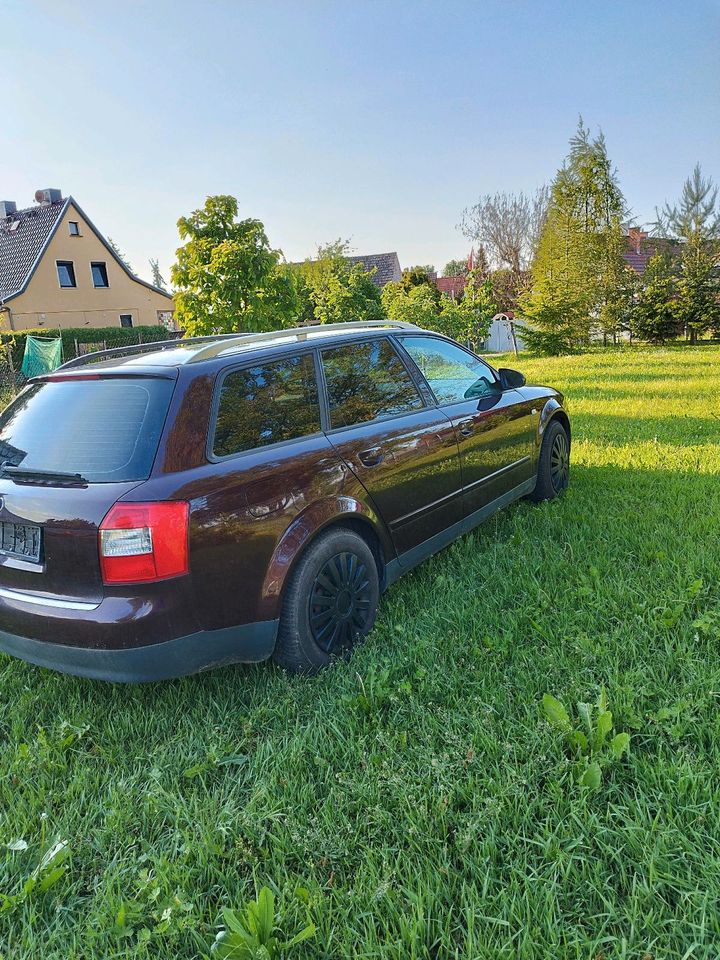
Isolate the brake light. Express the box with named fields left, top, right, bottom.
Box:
left=99, top=502, right=189, bottom=584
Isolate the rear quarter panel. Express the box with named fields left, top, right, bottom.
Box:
left=140, top=431, right=393, bottom=631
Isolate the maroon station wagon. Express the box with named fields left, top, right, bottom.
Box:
left=0, top=321, right=570, bottom=681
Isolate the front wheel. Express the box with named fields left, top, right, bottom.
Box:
left=273, top=528, right=380, bottom=674
left=530, top=420, right=570, bottom=502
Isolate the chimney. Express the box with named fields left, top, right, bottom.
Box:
left=627, top=227, right=648, bottom=255
left=34, top=188, right=63, bottom=206
left=0, top=200, right=17, bottom=218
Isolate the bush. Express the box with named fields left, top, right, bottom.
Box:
left=0, top=326, right=172, bottom=370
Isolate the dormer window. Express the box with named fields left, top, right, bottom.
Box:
left=57, top=261, right=76, bottom=288
left=68, top=221, right=80, bottom=236
left=91, top=262, right=109, bottom=288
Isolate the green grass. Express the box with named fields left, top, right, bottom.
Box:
left=2, top=345, right=720, bottom=959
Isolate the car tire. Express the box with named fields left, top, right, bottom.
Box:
left=530, top=419, right=570, bottom=502
left=273, top=528, right=380, bottom=674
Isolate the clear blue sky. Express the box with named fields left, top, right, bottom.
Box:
left=2, top=0, right=718, bottom=284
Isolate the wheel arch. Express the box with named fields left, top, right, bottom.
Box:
left=538, top=398, right=571, bottom=444
left=258, top=497, right=393, bottom=622
left=549, top=409, right=571, bottom=442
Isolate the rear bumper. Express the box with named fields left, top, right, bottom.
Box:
left=0, top=620, right=279, bottom=682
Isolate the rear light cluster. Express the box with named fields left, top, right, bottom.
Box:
left=99, top=502, right=189, bottom=585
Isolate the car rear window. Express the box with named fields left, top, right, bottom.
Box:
left=0, top=377, right=174, bottom=482
left=212, top=353, right=321, bottom=457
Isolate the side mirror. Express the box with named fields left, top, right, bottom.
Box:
left=498, top=367, right=526, bottom=390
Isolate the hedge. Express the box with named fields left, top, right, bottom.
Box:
left=0, top=325, right=173, bottom=370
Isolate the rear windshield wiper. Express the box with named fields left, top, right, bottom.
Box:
left=0, top=465, right=89, bottom=487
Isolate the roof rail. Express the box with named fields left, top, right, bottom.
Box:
left=56, top=321, right=421, bottom=371
left=58, top=333, right=250, bottom=370
left=186, top=320, right=421, bottom=364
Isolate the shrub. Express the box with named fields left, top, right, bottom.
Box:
left=0, top=325, right=172, bottom=370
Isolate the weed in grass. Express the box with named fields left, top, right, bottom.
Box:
left=212, top=886, right=315, bottom=959
left=543, top=687, right=630, bottom=788
left=0, top=839, right=69, bottom=915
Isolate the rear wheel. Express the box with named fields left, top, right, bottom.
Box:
left=273, top=528, right=380, bottom=674
left=530, top=420, right=570, bottom=502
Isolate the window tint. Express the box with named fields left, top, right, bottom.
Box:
left=321, top=339, right=423, bottom=429
left=91, top=262, right=109, bottom=287
left=57, top=261, right=76, bottom=288
left=0, top=378, right=174, bottom=482
left=400, top=336, right=499, bottom=404
left=213, top=353, right=320, bottom=457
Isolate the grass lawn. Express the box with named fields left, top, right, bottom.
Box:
left=2, top=345, right=720, bottom=959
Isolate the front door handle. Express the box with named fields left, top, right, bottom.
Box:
left=358, top=447, right=384, bottom=467
left=457, top=420, right=474, bottom=438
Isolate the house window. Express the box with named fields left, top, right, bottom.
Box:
left=68, top=221, right=80, bottom=236
left=119, top=314, right=133, bottom=328
left=91, top=262, right=109, bottom=288
left=56, top=261, right=76, bottom=288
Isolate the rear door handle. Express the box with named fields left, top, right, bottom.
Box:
left=358, top=447, right=384, bottom=467
left=457, top=420, right=474, bottom=438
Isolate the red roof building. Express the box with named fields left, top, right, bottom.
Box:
left=621, top=228, right=681, bottom=275
left=435, top=275, right=466, bottom=298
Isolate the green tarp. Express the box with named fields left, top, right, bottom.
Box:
left=21, top=336, right=63, bottom=378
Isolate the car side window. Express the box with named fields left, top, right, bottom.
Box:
left=321, top=338, right=423, bottom=429
left=213, top=353, right=321, bottom=457
left=399, top=336, right=499, bottom=405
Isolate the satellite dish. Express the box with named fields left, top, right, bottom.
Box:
left=35, top=189, right=47, bottom=203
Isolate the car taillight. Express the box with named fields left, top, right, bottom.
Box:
left=99, top=502, right=189, bottom=585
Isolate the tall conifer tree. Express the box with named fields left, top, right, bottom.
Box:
left=654, top=165, right=720, bottom=342
left=521, top=121, right=626, bottom=354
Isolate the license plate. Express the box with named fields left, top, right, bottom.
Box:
left=0, top=521, right=42, bottom=562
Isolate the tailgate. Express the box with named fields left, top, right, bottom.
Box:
left=0, top=373, right=177, bottom=604
left=0, top=481, right=142, bottom=602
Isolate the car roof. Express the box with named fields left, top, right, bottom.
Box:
left=54, top=321, right=430, bottom=374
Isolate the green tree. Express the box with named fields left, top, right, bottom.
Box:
left=654, top=165, right=720, bottom=342
left=381, top=281, right=441, bottom=329
left=149, top=258, right=167, bottom=292
left=398, top=266, right=441, bottom=306
left=442, top=258, right=469, bottom=278
left=629, top=254, right=678, bottom=343
left=293, top=240, right=383, bottom=325
left=490, top=267, right=529, bottom=314
left=382, top=268, right=495, bottom=347
left=108, top=238, right=133, bottom=273
left=437, top=271, right=497, bottom=348
left=521, top=120, right=627, bottom=354
left=171, top=195, right=296, bottom=335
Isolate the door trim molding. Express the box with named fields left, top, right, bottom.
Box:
left=461, top=455, right=531, bottom=493
left=389, top=485, right=463, bottom=530
left=384, top=476, right=536, bottom=586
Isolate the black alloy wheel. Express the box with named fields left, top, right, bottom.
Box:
left=308, top=551, right=373, bottom=653
left=550, top=428, right=570, bottom=493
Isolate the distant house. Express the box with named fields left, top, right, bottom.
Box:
left=621, top=226, right=681, bottom=275
left=342, top=252, right=401, bottom=287
left=0, top=189, right=174, bottom=331
left=435, top=275, right=466, bottom=299
left=295, top=251, right=401, bottom=288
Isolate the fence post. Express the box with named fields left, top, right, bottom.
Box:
left=510, top=321, right=519, bottom=357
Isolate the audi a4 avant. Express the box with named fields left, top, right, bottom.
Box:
left=0, top=321, right=570, bottom=681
